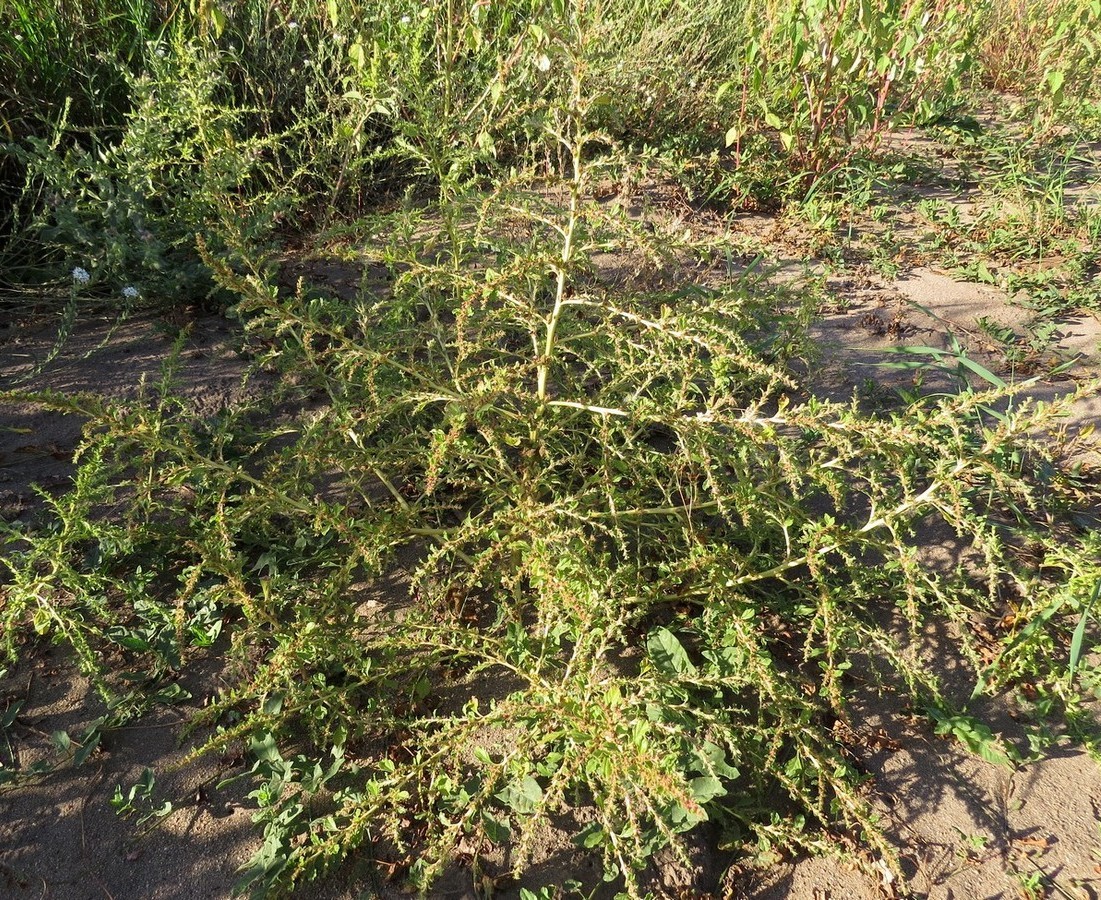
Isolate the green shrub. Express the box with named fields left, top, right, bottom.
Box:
left=978, top=0, right=1101, bottom=122
left=714, top=0, right=981, bottom=202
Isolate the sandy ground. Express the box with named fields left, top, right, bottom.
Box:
left=2, top=186, right=1101, bottom=899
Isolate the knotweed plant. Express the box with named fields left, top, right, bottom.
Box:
left=716, top=0, right=981, bottom=202
left=977, top=0, right=1101, bottom=125
left=3, top=7, right=1101, bottom=900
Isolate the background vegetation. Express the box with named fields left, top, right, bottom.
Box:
left=2, top=0, right=1100, bottom=897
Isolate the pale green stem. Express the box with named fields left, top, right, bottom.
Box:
left=536, top=69, right=585, bottom=404
left=723, top=459, right=970, bottom=589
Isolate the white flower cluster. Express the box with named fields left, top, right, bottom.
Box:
left=122, top=286, right=140, bottom=300
left=72, top=267, right=90, bottom=284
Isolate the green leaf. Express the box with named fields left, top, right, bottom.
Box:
left=575, top=822, right=605, bottom=848
left=153, top=683, right=192, bottom=704
left=647, top=627, right=695, bottom=676
left=952, top=354, right=1006, bottom=388
left=696, top=741, right=740, bottom=779
left=208, top=6, right=226, bottom=38
left=931, top=711, right=1012, bottom=767
left=1, top=700, right=23, bottom=730
left=250, top=732, right=283, bottom=765
left=689, top=775, right=725, bottom=803
left=974, top=260, right=996, bottom=284
left=888, top=344, right=952, bottom=357
left=349, top=41, right=367, bottom=71
left=33, top=608, right=51, bottom=635
left=1068, top=579, right=1101, bottom=683
left=496, top=775, right=543, bottom=814
left=262, top=694, right=284, bottom=716
left=482, top=811, right=510, bottom=843
left=73, top=729, right=101, bottom=767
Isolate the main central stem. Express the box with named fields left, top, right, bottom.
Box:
left=536, top=68, right=585, bottom=405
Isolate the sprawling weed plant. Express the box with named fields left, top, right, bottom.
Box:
left=4, top=7, right=1101, bottom=898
